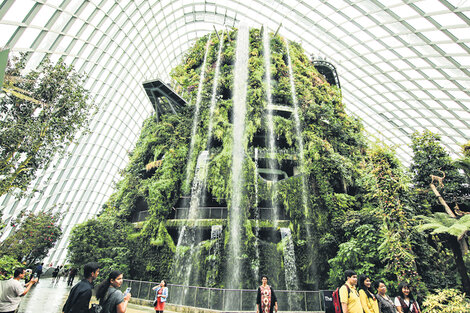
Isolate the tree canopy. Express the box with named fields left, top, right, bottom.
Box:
left=0, top=55, right=94, bottom=199
left=0, top=210, right=62, bottom=265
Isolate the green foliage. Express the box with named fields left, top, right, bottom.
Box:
left=0, top=255, right=23, bottom=280
left=0, top=55, right=94, bottom=199
left=422, top=288, right=470, bottom=312
left=410, top=131, right=468, bottom=214
left=410, top=131, right=470, bottom=293
left=0, top=210, right=61, bottom=265
left=366, top=145, right=425, bottom=293
left=66, top=27, right=469, bottom=295
left=67, top=213, right=132, bottom=277
left=417, top=213, right=470, bottom=240
left=327, top=213, right=385, bottom=286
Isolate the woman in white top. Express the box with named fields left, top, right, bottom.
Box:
left=394, top=282, right=421, bottom=313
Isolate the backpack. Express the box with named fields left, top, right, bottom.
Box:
left=89, top=304, right=103, bottom=313
left=89, top=288, right=117, bottom=313
left=332, top=284, right=350, bottom=313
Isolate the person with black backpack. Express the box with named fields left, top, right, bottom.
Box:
left=339, top=270, right=363, bottom=313
left=95, top=270, right=131, bottom=313
left=62, top=262, right=100, bottom=313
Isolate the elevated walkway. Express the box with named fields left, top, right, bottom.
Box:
left=143, top=78, right=187, bottom=121
left=311, top=59, right=341, bottom=89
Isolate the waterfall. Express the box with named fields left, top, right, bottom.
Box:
left=184, top=35, right=212, bottom=193
left=284, top=39, right=309, bottom=221
left=280, top=227, right=299, bottom=290
left=285, top=38, right=317, bottom=288
left=211, top=224, right=223, bottom=239
left=206, top=30, right=225, bottom=150
left=172, top=35, right=212, bottom=293
left=263, top=26, right=280, bottom=225
left=280, top=227, right=300, bottom=310
left=172, top=150, right=210, bottom=292
left=253, top=148, right=260, bottom=282
left=227, top=23, right=249, bottom=293
left=207, top=225, right=223, bottom=286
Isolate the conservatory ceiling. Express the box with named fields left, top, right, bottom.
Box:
left=0, top=0, right=469, bottom=262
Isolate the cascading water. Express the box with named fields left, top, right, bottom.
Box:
left=184, top=35, right=212, bottom=192
left=172, top=150, right=209, bottom=296
left=280, top=227, right=301, bottom=310
left=206, top=31, right=225, bottom=150
left=284, top=39, right=309, bottom=222
left=263, top=27, right=280, bottom=225
left=171, top=34, right=212, bottom=295
left=285, top=38, right=317, bottom=287
left=227, top=23, right=249, bottom=292
left=252, top=148, right=260, bottom=281
left=280, top=227, right=299, bottom=290
left=162, top=27, right=329, bottom=294
left=207, top=225, right=223, bottom=286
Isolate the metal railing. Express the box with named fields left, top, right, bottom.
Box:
left=122, top=279, right=325, bottom=312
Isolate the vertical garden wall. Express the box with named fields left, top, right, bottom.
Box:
left=67, top=27, right=470, bottom=298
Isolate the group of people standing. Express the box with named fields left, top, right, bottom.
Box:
left=340, top=270, right=421, bottom=313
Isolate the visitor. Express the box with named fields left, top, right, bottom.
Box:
left=0, top=268, right=38, bottom=313
left=152, top=280, right=168, bottom=313
left=375, top=280, right=396, bottom=313
left=62, top=262, right=100, bottom=313
left=394, top=282, right=421, bottom=313
left=339, top=270, right=363, bottom=313
left=95, top=270, right=131, bottom=313
left=61, top=266, right=68, bottom=281
left=358, top=275, right=379, bottom=313
left=256, top=275, right=278, bottom=313
left=52, top=265, right=60, bottom=284
left=34, top=263, right=43, bottom=281
left=67, top=267, right=78, bottom=287
left=55, top=265, right=65, bottom=284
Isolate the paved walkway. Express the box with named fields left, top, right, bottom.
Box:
left=15, top=277, right=171, bottom=313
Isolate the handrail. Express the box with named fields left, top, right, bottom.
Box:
left=122, top=279, right=327, bottom=312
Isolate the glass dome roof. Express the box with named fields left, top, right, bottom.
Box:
left=1, top=0, right=469, bottom=263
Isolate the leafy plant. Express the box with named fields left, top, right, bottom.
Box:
left=0, top=210, right=62, bottom=265
left=0, top=255, right=23, bottom=280
left=422, top=288, right=470, bottom=312
left=417, top=213, right=470, bottom=240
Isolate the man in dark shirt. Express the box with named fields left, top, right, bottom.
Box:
left=34, top=263, right=43, bottom=281
left=62, top=262, right=100, bottom=313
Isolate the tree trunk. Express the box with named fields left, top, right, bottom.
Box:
left=429, top=183, right=469, bottom=254
left=429, top=183, right=456, bottom=217
left=448, top=236, right=470, bottom=295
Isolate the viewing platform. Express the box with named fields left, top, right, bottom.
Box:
left=143, top=78, right=187, bottom=120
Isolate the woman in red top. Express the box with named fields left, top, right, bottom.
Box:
left=256, top=276, right=278, bottom=313
left=152, top=280, right=168, bottom=313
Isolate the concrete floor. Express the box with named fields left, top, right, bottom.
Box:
left=15, top=277, right=165, bottom=313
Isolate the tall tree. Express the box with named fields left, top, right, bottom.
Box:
left=417, top=213, right=470, bottom=294
left=0, top=210, right=62, bottom=265
left=0, top=55, right=94, bottom=199
left=410, top=131, right=470, bottom=294
left=409, top=131, right=467, bottom=214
